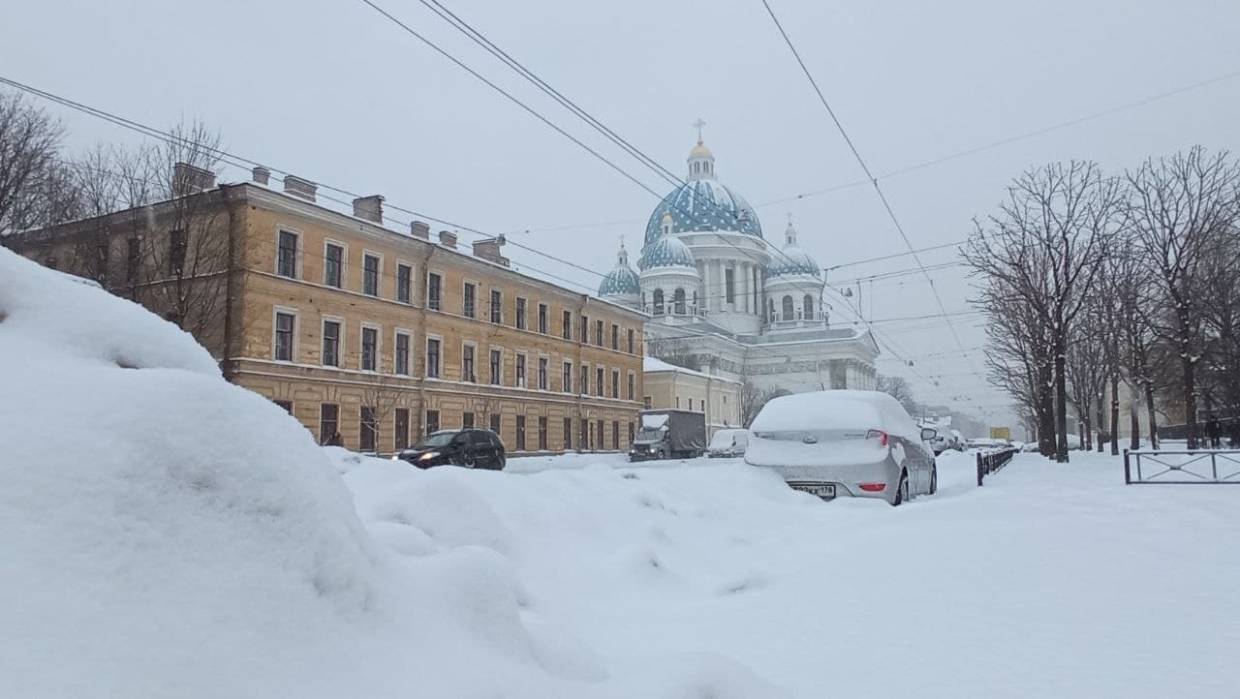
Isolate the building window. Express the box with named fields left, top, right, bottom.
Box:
left=273, top=399, right=293, bottom=414
left=427, top=272, right=442, bottom=311
left=538, top=357, right=548, bottom=390
left=426, top=409, right=440, bottom=435
left=489, top=413, right=501, bottom=437
left=360, top=406, right=377, bottom=452
left=782, top=295, right=794, bottom=320
left=394, top=408, right=410, bottom=451
left=580, top=418, right=590, bottom=450
left=363, top=253, right=380, bottom=296
left=169, top=229, right=187, bottom=275
left=361, top=326, right=378, bottom=371
left=516, top=354, right=527, bottom=388
left=274, top=311, right=295, bottom=361
left=490, top=349, right=502, bottom=385
left=126, top=237, right=140, bottom=283
left=580, top=315, right=588, bottom=343
left=612, top=421, right=619, bottom=450
left=611, top=324, right=619, bottom=350
left=562, top=361, right=573, bottom=393
left=322, top=319, right=341, bottom=367
left=595, top=320, right=604, bottom=346
left=688, top=398, right=694, bottom=411
left=426, top=338, right=441, bottom=378
left=562, top=310, right=572, bottom=340
left=395, top=332, right=410, bottom=375
left=516, top=297, right=527, bottom=330
left=627, top=373, right=635, bottom=400
left=397, top=263, right=412, bottom=303
left=516, top=415, right=526, bottom=451
left=643, top=396, right=652, bottom=409
left=463, top=411, right=475, bottom=429
left=563, top=417, right=573, bottom=450
left=277, top=230, right=299, bottom=278
left=596, top=367, right=604, bottom=397
left=463, top=282, right=477, bottom=318
left=804, top=294, right=814, bottom=319
left=612, top=369, right=620, bottom=399
left=674, top=288, right=687, bottom=315
left=490, top=289, right=503, bottom=323
left=652, top=289, right=664, bottom=315
left=725, top=268, right=735, bottom=304
left=580, top=365, right=589, bottom=395
left=597, top=421, right=604, bottom=451
left=319, top=403, right=339, bottom=445
left=538, top=417, right=548, bottom=450
left=676, top=396, right=680, bottom=409
left=538, top=303, right=548, bottom=334
left=627, top=328, right=635, bottom=354
left=325, top=243, right=344, bottom=288
left=463, top=344, right=476, bottom=383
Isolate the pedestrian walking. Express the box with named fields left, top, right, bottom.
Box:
left=324, top=430, right=344, bottom=447
left=1229, top=421, right=1240, bottom=449
left=1205, top=415, right=1221, bottom=449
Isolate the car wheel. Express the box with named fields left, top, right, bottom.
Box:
left=890, top=471, right=909, bottom=507
left=928, top=464, right=938, bottom=495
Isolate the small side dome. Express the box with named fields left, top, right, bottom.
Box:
left=768, top=217, right=821, bottom=279
left=638, top=235, right=696, bottom=271
left=599, top=242, right=640, bottom=296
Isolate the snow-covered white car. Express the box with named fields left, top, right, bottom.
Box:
left=745, top=390, right=939, bottom=506
left=707, top=428, right=749, bottom=458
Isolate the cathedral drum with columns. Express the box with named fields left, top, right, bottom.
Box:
left=598, top=131, right=879, bottom=398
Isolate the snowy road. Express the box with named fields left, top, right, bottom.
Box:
left=342, top=448, right=1240, bottom=697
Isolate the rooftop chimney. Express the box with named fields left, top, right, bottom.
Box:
left=252, top=166, right=270, bottom=185
left=171, top=162, right=216, bottom=197
left=472, top=235, right=510, bottom=267
left=438, top=230, right=458, bottom=249
left=410, top=220, right=430, bottom=239
left=283, top=175, right=317, bottom=202
left=352, top=195, right=384, bottom=223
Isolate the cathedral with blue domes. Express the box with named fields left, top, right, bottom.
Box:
left=599, top=131, right=878, bottom=398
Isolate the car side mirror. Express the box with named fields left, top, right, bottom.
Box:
left=920, top=428, right=938, bottom=441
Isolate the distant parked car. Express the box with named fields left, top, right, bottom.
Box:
left=394, top=429, right=506, bottom=470
left=967, top=437, right=1010, bottom=450
left=707, top=429, right=749, bottom=458
left=744, top=390, right=939, bottom=506
left=929, top=429, right=966, bottom=455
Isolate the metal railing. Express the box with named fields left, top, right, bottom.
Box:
left=976, top=447, right=1019, bottom=486
left=1123, top=449, right=1240, bottom=484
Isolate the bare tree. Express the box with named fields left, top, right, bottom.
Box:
left=965, top=161, right=1124, bottom=462
left=739, top=380, right=789, bottom=428
left=646, top=336, right=703, bottom=372
left=0, top=93, right=69, bottom=235
left=1127, top=147, right=1240, bottom=448
left=876, top=374, right=919, bottom=416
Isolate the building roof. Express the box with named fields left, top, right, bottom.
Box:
left=643, top=356, right=741, bottom=383
left=638, top=234, right=697, bottom=271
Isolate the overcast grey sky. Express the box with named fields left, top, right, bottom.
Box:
left=6, top=0, right=1240, bottom=425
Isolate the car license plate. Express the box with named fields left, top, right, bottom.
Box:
left=791, top=483, right=835, bottom=498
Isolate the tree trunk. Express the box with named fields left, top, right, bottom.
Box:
left=1182, top=354, right=1198, bottom=449
left=1055, top=339, right=1070, bottom=463
left=1096, top=396, right=1106, bottom=453
left=1081, top=416, right=1091, bottom=451
left=1145, top=381, right=1159, bottom=450
left=1110, top=373, right=1120, bottom=455
left=1039, top=365, right=1057, bottom=458
left=1129, top=390, right=1141, bottom=451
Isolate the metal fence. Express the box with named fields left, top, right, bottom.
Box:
left=976, top=447, right=1019, bottom=486
left=1124, top=449, right=1240, bottom=484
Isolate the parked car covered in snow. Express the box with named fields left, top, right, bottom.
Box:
left=745, top=390, right=938, bottom=506
left=707, top=428, right=749, bottom=458
left=930, top=428, right=965, bottom=455
left=394, top=429, right=506, bottom=470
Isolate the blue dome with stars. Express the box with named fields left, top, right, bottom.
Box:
left=767, top=219, right=821, bottom=279
left=642, top=137, right=762, bottom=245
left=598, top=242, right=640, bottom=296
left=638, top=235, right=696, bottom=271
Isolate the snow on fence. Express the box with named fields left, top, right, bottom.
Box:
left=1123, top=449, right=1240, bottom=485
left=976, top=446, right=1019, bottom=486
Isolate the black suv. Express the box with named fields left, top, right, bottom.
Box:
left=395, top=429, right=506, bottom=470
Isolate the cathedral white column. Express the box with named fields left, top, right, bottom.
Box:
left=740, top=262, right=750, bottom=314
left=716, top=260, right=726, bottom=310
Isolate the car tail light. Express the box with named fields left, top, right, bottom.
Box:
left=858, top=482, right=887, bottom=492
left=866, top=429, right=889, bottom=447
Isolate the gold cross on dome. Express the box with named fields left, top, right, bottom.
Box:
left=693, top=118, right=706, bottom=142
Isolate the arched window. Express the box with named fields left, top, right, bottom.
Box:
left=653, top=288, right=665, bottom=315
left=692, top=290, right=699, bottom=313
left=673, top=288, right=686, bottom=315
left=803, top=295, right=814, bottom=319
left=767, top=298, right=775, bottom=322
left=782, top=295, right=794, bottom=320
left=641, top=292, right=647, bottom=310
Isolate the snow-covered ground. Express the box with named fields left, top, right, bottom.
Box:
left=4, top=248, right=1238, bottom=697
